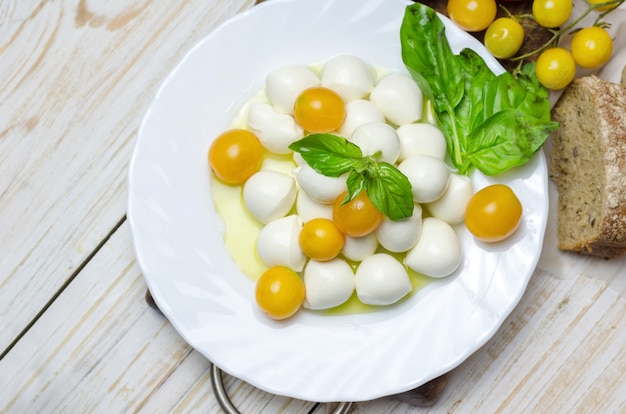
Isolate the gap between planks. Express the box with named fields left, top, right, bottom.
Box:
left=0, top=215, right=127, bottom=361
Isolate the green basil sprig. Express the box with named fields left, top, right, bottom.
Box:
left=289, top=134, right=414, bottom=221
left=400, top=3, right=559, bottom=176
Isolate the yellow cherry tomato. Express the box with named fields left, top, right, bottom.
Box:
left=208, top=129, right=264, bottom=185
left=532, top=0, right=573, bottom=28
left=447, top=0, right=497, bottom=32
left=588, top=0, right=618, bottom=11
left=465, top=184, right=522, bottom=242
left=570, top=26, right=613, bottom=69
left=255, top=266, right=305, bottom=320
left=484, top=18, right=525, bottom=59
left=293, top=87, right=346, bottom=133
left=299, top=218, right=345, bottom=261
left=332, top=191, right=383, bottom=237
left=535, top=47, right=576, bottom=90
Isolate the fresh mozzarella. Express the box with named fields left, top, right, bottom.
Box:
left=303, top=258, right=355, bottom=310
left=321, top=55, right=375, bottom=102
left=256, top=215, right=306, bottom=272
left=337, top=99, right=385, bottom=138
left=369, top=73, right=423, bottom=126
left=341, top=233, right=379, bottom=262
left=243, top=170, right=297, bottom=224
left=296, top=189, right=333, bottom=222
left=247, top=102, right=304, bottom=154
left=294, top=163, right=347, bottom=204
left=265, top=64, right=319, bottom=114
left=398, top=154, right=450, bottom=203
left=405, top=217, right=462, bottom=278
left=350, top=122, right=401, bottom=164
left=375, top=204, right=422, bottom=253
left=426, top=174, right=473, bottom=225
left=355, top=253, right=412, bottom=305
left=396, top=123, right=447, bottom=162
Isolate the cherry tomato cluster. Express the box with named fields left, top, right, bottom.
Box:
left=530, top=0, right=615, bottom=90
left=446, top=0, right=623, bottom=90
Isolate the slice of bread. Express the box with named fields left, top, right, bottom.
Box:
left=550, top=75, right=626, bottom=258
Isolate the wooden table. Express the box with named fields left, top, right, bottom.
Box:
left=1, top=1, right=625, bottom=412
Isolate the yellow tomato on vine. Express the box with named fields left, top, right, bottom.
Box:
left=532, top=0, right=573, bottom=28
left=484, top=17, right=525, bottom=59
left=570, top=26, right=613, bottom=69
left=447, top=0, right=497, bottom=32
left=535, top=47, right=576, bottom=90
left=588, top=0, right=619, bottom=11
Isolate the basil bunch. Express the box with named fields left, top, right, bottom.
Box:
left=400, top=3, right=559, bottom=176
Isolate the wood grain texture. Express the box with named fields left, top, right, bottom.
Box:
left=0, top=0, right=255, bottom=352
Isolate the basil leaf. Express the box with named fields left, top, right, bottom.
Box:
left=506, top=63, right=554, bottom=123
left=289, top=134, right=362, bottom=177
left=452, top=48, right=497, bottom=151
left=366, top=162, right=414, bottom=221
left=464, top=109, right=556, bottom=175
left=345, top=171, right=366, bottom=203
left=400, top=4, right=463, bottom=113
left=484, top=70, right=547, bottom=120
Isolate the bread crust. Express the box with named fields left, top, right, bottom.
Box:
left=550, top=75, right=626, bottom=258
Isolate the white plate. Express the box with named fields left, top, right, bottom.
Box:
left=128, top=0, right=548, bottom=403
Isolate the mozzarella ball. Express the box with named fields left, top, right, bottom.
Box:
left=370, top=73, right=423, bottom=126
left=426, top=174, right=473, bottom=225
left=256, top=215, right=306, bottom=272
left=338, top=99, right=385, bottom=138
left=398, top=154, right=450, bottom=203
left=303, top=259, right=355, bottom=310
left=342, top=233, right=379, bottom=262
left=396, top=123, right=447, bottom=162
left=296, top=189, right=333, bottom=222
left=243, top=171, right=297, bottom=224
left=355, top=253, right=412, bottom=305
left=350, top=122, right=401, bottom=164
left=376, top=204, right=422, bottom=253
left=294, top=163, right=348, bottom=204
left=405, top=217, right=462, bottom=278
left=247, top=102, right=304, bottom=154
left=265, top=64, right=319, bottom=114
left=321, top=55, right=375, bottom=102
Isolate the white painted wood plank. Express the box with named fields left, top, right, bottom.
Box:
left=0, top=0, right=255, bottom=351
left=0, top=222, right=317, bottom=413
